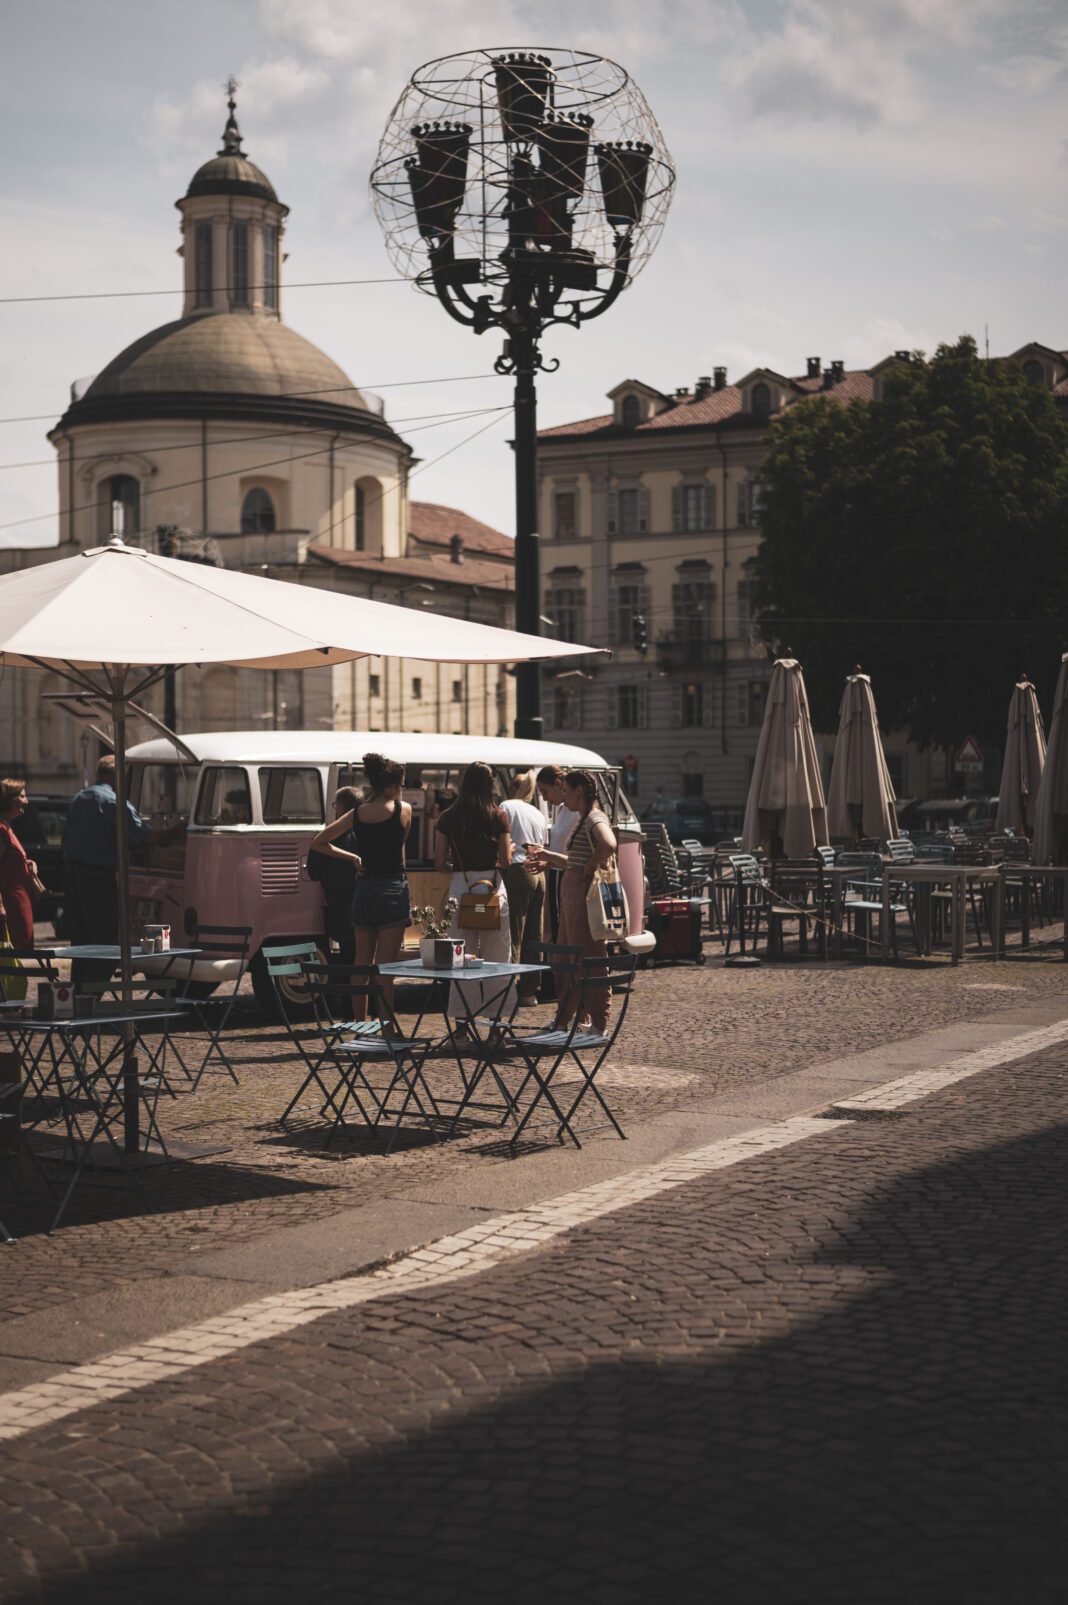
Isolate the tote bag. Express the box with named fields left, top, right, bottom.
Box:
left=585, top=851, right=629, bottom=942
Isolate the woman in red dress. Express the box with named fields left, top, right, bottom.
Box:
left=0, top=779, right=37, bottom=951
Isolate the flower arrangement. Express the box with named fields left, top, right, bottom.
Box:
left=411, top=898, right=458, bottom=939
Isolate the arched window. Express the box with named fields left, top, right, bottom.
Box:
left=101, top=474, right=140, bottom=538
left=241, top=487, right=276, bottom=534
left=194, top=222, right=213, bottom=307
left=621, top=394, right=641, bottom=429
left=263, top=225, right=279, bottom=310
left=751, top=382, right=772, bottom=417
left=354, top=483, right=366, bottom=550
left=354, top=476, right=383, bottom=554
left=232, top=220, right=249, bottom=306
left=1022, top=359, right=1044, bottom=386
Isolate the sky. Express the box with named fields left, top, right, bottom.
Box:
left=1, top=0, right=1067, bottom=547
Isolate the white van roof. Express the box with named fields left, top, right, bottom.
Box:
left=125, top=730, right=612, bottom=770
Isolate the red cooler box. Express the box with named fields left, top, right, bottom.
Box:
left=648, top=897, right=707, bottom=965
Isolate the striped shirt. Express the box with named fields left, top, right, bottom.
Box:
left=565, top=808, right=613, bottom=871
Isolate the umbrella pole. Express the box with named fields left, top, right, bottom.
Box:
left=108, top=668, right=139, bottom=1155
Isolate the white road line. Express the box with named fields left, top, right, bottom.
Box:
left=1, top=1011, right=1063, bottom=1444
left=831, top=1017, right=1068, bottom=1113
left=0, top=1115, right=838, bottom=1443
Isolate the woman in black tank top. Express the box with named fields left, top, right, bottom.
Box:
left=309, top=752, right=412, bottom=1019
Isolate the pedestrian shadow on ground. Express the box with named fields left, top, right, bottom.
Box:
left=7, top=1118, right=1068, bottom=1604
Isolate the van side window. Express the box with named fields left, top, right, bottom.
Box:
left=258, top=767, right=324, bottom=824
left=196, top=767, right=252, bottom=826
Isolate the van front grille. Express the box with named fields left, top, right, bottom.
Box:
left=260, top=841, right=302, bottom=896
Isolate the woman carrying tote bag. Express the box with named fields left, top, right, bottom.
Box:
left=434, top=763, right=513, bottom=1022
left=526, top=769, right=617, bottom=1035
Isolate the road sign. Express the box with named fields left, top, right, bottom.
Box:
left=955, top=735, right=984, bottom=773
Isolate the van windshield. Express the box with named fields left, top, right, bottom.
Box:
left=258, top=767, right=324, bottom=824
left=196, top=767, right=253, bottom=826
left=132, top=762, right=194, bottom=825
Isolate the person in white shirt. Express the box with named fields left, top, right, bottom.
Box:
left=536, top=763, right=581, bottom=941
left=502, top=770, right=548, bottom=1005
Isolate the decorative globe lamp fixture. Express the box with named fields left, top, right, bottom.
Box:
left=372, top=47, right=675, bottom=737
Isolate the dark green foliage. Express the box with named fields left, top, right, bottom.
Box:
left=753, top=336, right=1068, bottom=749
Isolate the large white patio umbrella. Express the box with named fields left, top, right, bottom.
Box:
left=0, top=537, right=600, bottom=1155
left=1033, top=654, right=1068, bottom=864
left=741, top=658, right=829, bottom=859
left=827, top=669, right=898, bottom=845
left=995, top=677, right=1045, bottom=836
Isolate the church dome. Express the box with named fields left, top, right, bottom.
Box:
left=82, top=313, right=366, bottom=410
left=57, top=312, right=390, bottom=440
left=186, top=151, right=277, bottom=204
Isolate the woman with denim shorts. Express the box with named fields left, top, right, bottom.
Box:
left=309, top=752, right=411, bottom=1021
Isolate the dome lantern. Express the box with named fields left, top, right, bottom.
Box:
left=176, top=77, right=288, bottom=320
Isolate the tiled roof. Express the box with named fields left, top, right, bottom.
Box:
left=408, top=500, right=513, bottom=559
left=307, top=544, right=513, bottom=591
left=539, top=370, right=877, bottom=440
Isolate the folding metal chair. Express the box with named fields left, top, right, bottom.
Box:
left=263, top=942, right=347, bottom=1126
left=174, top=924, right=252, bottom=1090
left=300, top=963, right=438, bottom=1152
left=500, top=951, right=637, bottom=1151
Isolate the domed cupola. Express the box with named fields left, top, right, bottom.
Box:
left=176, top=78, right=289, bottom=319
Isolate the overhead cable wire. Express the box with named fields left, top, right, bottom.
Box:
left=0, top=371, right=501, bottom=428
left=0, top=275, right=408, bottom=306
left=0, top=407, right=511, bottom=536
left=0, top=405, right=510, bottom=472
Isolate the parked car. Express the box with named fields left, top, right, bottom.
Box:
left=11, top=794, right=70, bottom=931
left=642, top=796, right=718, bottom=846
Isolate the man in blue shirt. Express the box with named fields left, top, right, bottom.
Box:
left=62, top=755, right=183, bottom=982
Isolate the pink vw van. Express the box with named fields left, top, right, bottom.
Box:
left=125, top=731, right=646, bottom=1014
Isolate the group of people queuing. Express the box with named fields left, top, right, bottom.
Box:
left=310, top=754, right=619, bottom=1034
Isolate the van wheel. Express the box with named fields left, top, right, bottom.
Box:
left=250, top=942, right=327, bottom=1021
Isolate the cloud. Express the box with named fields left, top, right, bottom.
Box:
left=726, top=0, right=1021, bottom=128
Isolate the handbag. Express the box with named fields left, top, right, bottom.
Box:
left=582, top=818, right=629, bottom=942
left=452, top=836, right=502, bottom=932
left=0, top=919, right=27, bottom=1003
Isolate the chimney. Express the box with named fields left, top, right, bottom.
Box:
left=830, top=359, right=845, bottom=383
left=694, top=374, right=713, bottom=400
left=713, top=365, right=727, bottom=391
left=673, top=386, right=689, bottom=401
left=894, top=349, right=911, bottom=362
left=449, top=533, right=464, bottom=564
left=806, top=356, right=820, bottom=379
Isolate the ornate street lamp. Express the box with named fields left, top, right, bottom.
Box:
left=372, top=47, right=675, bottom=737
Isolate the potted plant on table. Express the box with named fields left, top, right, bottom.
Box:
left=412, top=898, right=458, bottom=967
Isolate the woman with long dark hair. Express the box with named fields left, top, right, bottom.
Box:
left=310, top=753, right=411, bottom=1021
left=526, top=769, right=616, bottom=1035
left=434, top=761, right=512, bottom=1018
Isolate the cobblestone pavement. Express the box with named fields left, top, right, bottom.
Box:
left=0, top=1037, right=1065, bottom=1601
left=1, top=933, right=1067, bottom=1321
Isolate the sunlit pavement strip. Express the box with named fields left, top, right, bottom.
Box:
left=831, top=1016, right=1068, bottom=1114
left=0, top=1116, right=836, bottom=1442
left=1, top=1014, right=1065, bottom=1444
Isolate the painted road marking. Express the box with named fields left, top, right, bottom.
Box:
left=1, top=1012, right=1065, bottom=1444
left=831, top=1016, right=1068, bottom=1114
left=0, top=1116, right=837, bottom=1442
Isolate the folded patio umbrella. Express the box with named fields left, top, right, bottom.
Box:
left=1033, top=654, right=1068, bottom=864
left=827, top=670, right=898, bottom=846
left=995, top=678, right=1045, bottom=835
left=0, top=537, right=601, bottom=1155
left=741, top=658, right=829, bottom=859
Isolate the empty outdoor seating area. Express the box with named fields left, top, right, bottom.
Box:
left=640, top=825, right=1068, bottom=966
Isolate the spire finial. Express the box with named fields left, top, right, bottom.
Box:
left=219, top=75, right=245, bottom=156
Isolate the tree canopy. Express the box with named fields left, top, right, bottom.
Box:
left=753, top=335, right=1068, bottom=754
